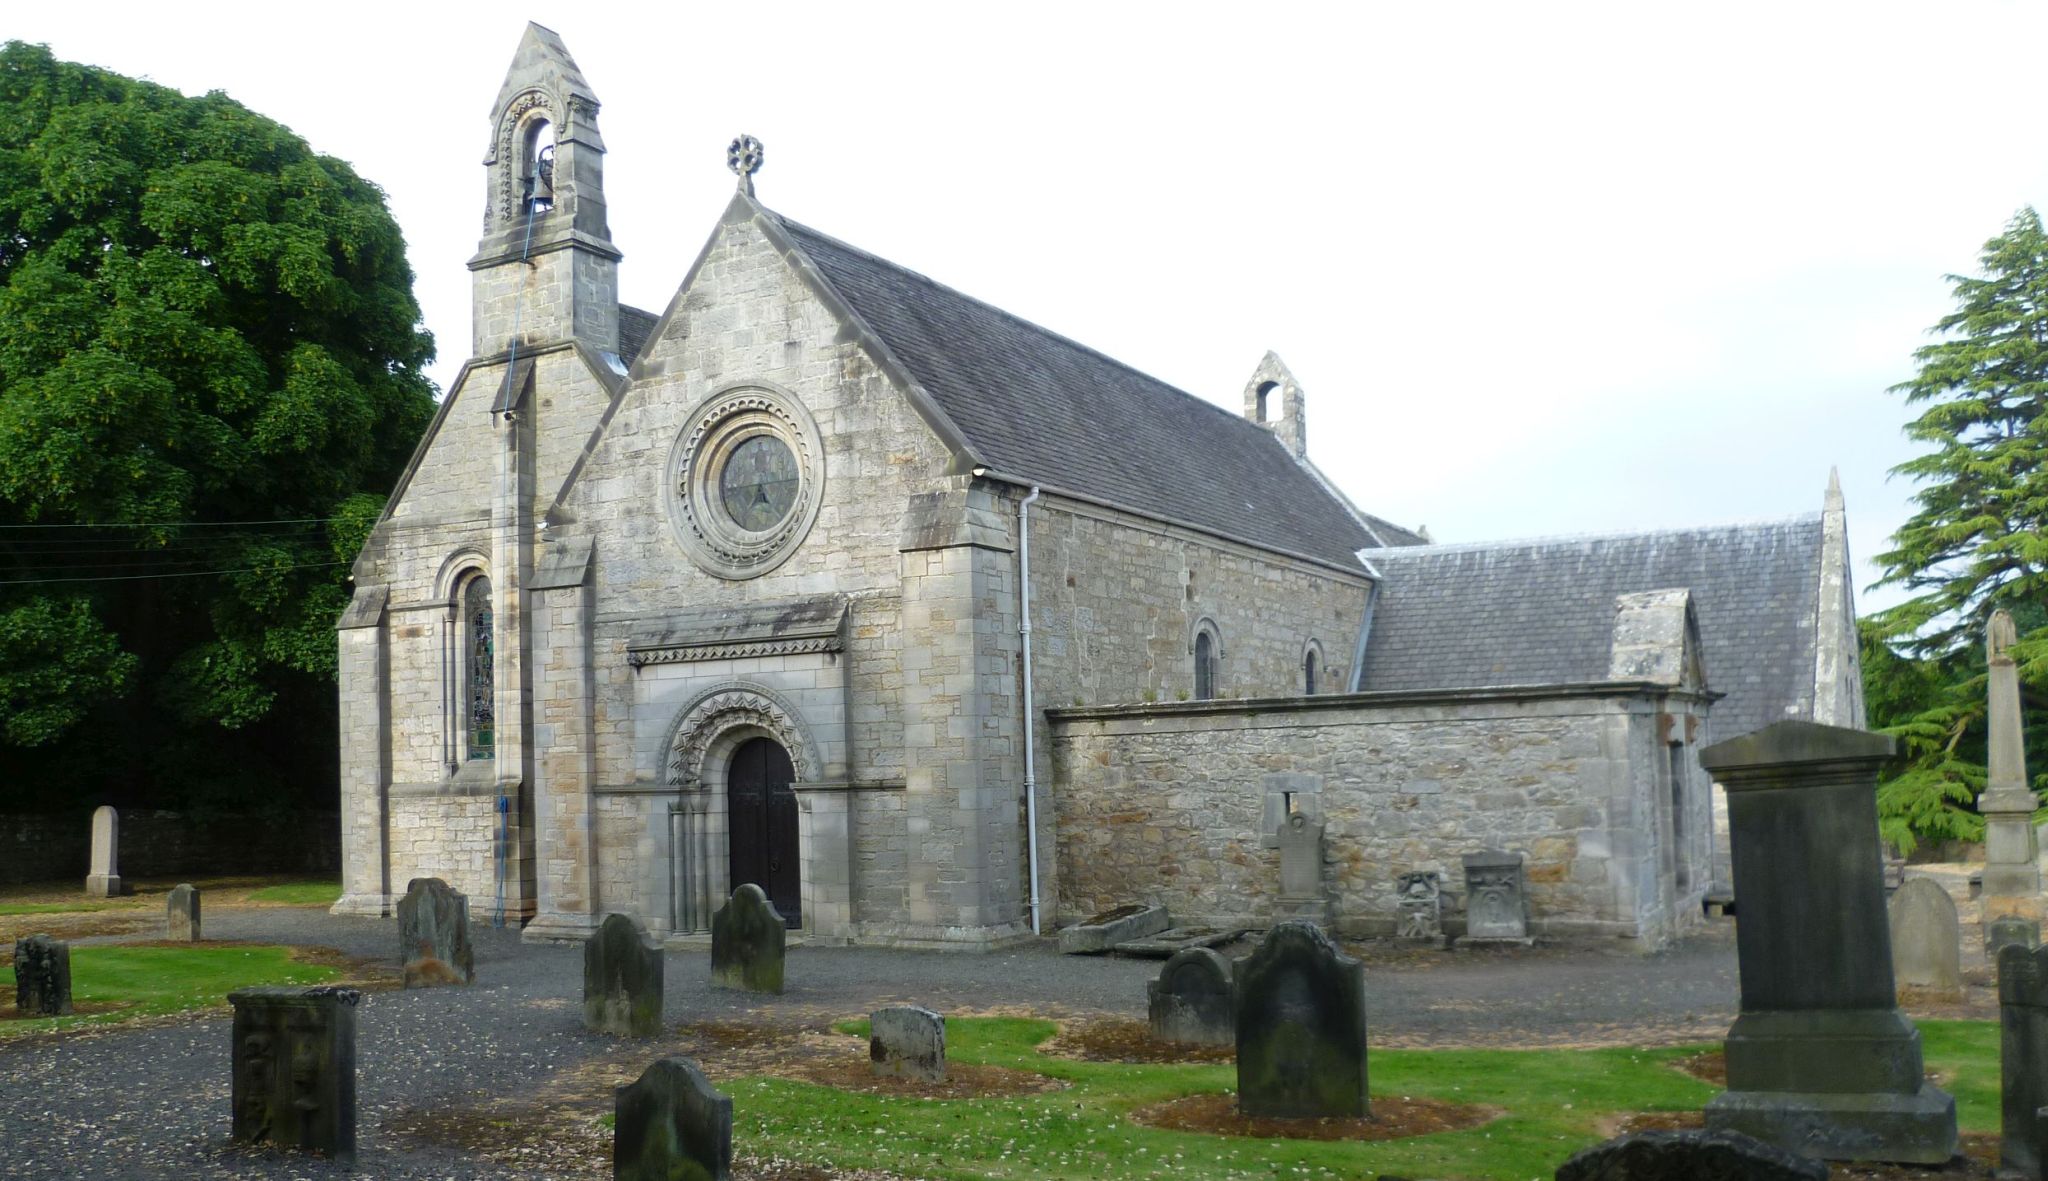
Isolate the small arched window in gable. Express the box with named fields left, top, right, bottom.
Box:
left=1192, top=622, right=1221, bottom=701
left=1255, top=381, right=1279, bottom=423
left=1304, top=647, right=1320, bottom=695
left=464, top=575, right=496, bottom=760
left=521, top=118, right=556, bottom=213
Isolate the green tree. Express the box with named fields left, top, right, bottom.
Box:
left=1870, top=207, right=2048, bottom=849
left=0, top=43, right=433, bottom=809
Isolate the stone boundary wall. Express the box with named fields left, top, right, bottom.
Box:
left=0, top=811, right=341, bottom=886
left=1048, top=683, right=1712, bottom=945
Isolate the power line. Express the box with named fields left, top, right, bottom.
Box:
left=0, top=517, right=342, bottom=530
left=0, top=560, right=348, bottom=586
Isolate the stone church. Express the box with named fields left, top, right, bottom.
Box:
left=334, top=24, right=1863, bottom=949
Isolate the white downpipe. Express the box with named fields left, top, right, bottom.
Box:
left=1018, top=485, right=1044, bottom=935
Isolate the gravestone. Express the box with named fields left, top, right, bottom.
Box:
left=85, top=805, right=120, bottom=898
left=869, top=1006, right=946, bottom=1081
left=1699, top=721, right=1957, bottom=1163
left=1147, top=947, right=1234, bottom=1045
left=1993, top=916, right=2043, bottom=958
left=585, top=913, right=664, bottom=1037
left=397, top=877, right=474, bottom=988
left=615, top=1057, right=732, bottom=1181
left=1887, top=878, right=1960, bottom=994
left=1395, top=871, right=1443, bottom=940
left=1057, top=903, right=1169, bottom=954
left=166, top=883, right=201, bottom=942
left=710, top=883, right=784, bottom=994
left=1275, top=813, right=1331, bottom=923
left=1462, top=850, right=1530, bottom=942
left=1554, top=1128, right=1828, bottom=1181
left=13, top=935, right=71, bottom=1016
left=228, top=985, right=362, bottom=1161
left=1981, top=611, right=2041, bottom=923
left=2001, top=943, right=2048, bottom=1178
left=1233, top=921, right=1367, bottom=1118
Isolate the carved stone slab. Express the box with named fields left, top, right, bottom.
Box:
left=228, top=985, right=362, bottom=1161
left=13, top=935, right=71, bottom=1016
left=166, top=883, right=201, bottom=942
left=1556, top=1128, right=1827, bottom=1181
left=711, top=883, right=784, bottom=994
left=614, top=1056, right=731, bottom=1181
left=1058, top=903, right=1169, bottom=954
left=85, top=805, right=120, bottom=898
left=398, top=877, right=474, bottom=989
left=1396, top=871, right=1444, bottom=940
left=1233, top=922, right=1367, bottom=1118
left=1147, top=947, right=1234, bottom=1045
left=1887, top=879, right=1960, bottom=994
left=1462, top=850, right=1529, bottom=942
left=585, top=913, right=664, bottom=1037
left=870, top=1006, right=946, bottom=1081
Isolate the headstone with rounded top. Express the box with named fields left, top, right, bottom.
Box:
left=1147, top=947, right=1234, bottom=1045
left=13, top=935, right=71, bottom=1016
left=1887, top=878, right=1960, bottom=994
left=398, top=877, right=474, bottom=988
left=869, top=1006, right=946, bottom=1081
left=228, top=984, right=362, bottom=1161
left=1992, top=915, right=2042, bottom=958
left=2000, top=942, right=2048, bottom=1178
left=1554, top=1128, right=1828, bottom=1181
left=585, top=912, right=664, bottom=1037
left=1233, top=921, right=1367, bottom=1118
left=710, top=883, right=784, bottom=994
left=614, top=1056, right=731, bottom=1181
left=166, top=883, right=201, bottom=942
left=85, top=805, right=120, bottom=898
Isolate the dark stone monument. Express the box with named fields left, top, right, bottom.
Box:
left=1147, top=947, right=1234, bottom=1045
left=710, top=883, right=784, bottom=994
left=1462, top=850, right=1530, bottom=942
left=1994, top=916, right=2043, bottom=958
left=614, top=1056, right=732, bottom=1181
left=166, top=883, right=201, bottom=942
left=585, top=912, right=664, bottom=1037
left=1233, top=921, right=1367, bottom=1119
left=1396, top=870, right=1443, bottom=940
left=1699, top=721, right=1957, bottom=1164
left=228, top=985, right=362, bottom=1161
left=869, top=1005, right=946, bottom=1081
left=398, top=877, right=474, bottom=989
left=1999, top=942, right=2048, bottom=1178
left=1555, top=1128, right=1828, bottom=1181
left=13, top=934, right=71, bottom=1016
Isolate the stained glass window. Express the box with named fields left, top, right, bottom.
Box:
left=465, top=576, right=494, bottom=760
left=718, top=435, right=799, bottom=532
left=1304, top=649, right=1319, bottom=695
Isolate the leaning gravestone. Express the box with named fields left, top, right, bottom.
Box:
left=398, top=877, right=474, bottom=988
left=1887, top=878, right=1961, bottom=995
left=229, top=985, right=361, bottom=1161
left=166, top=883, right=201, bottom=942
left=13, top=935, right=71, bottom=1016
left=1462, top=850, right=1530, bottom=942
left=85, top=805, right=120, bottom=898
left=1993, top=916, right=2043, bottom=958
left=2000, top=943, right=2048, bottom=1178
left=585, top=913, right=664, bottom=1037
left=615, top=1057, right=731, bottom=1181
left=1554, top=1128, right=1828, bottom=1181
left=1234, top=921, right=1368, bottom=1118
left=710, top=883, right=784, bottom=994
left=870, top=1006, right=946, bottom=1082
left=1148, top=947, right=1234, bottom=1045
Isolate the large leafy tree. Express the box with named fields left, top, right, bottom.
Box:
left=1870, top=207, right=2048, bottom=849
left=0, top=43, right=433, bottom=809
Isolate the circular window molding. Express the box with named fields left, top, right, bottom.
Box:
left=666, top=382, right=825, bottom=580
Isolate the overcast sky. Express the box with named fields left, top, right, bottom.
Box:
left=15, top=1, right=2047, bottom=617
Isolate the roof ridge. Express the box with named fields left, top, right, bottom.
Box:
left=1362, top=512, right=1824, bottom=556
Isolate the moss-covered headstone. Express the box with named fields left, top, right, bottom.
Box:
left=1556, top=1129, right=1827, bottom=1181
left=166, top=883, right=201, bottom=942
left=710, top=884, right=784, bottom=994
left=13, top=934, right=71, bottom=1016
left=870, top=1006, right=946, bottom=1081
left=228, top=985, right=362, bottom=1161
left=586, top=912, right=664, bottom=1037
left=1233, top=921, right=1366, bottom=1118
left=1148, top=947, right=1234, bottom=1045
left=614, top=1056, right=731, bottom=1181
left=398, top=877, right=474, bottom=988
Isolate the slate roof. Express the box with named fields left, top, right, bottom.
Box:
left=618, top=304, right=659, bottom=364
left=1354, top=516, right=1826, bottom=741
left=775, top=215, right=1421, bottom=567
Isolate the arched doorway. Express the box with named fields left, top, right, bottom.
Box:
left=727, top=736, right=800, bottom=928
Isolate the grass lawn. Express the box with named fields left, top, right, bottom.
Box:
left=0, top=900, right=131, bottom=917
left=0, top=944, right=339, bottom=1035
left=690, top=1017, right=2001, bottom=1181
left=244, top=879, right=343, bottom=906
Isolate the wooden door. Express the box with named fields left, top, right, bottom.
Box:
left=727, top=737, right=801, bottom=928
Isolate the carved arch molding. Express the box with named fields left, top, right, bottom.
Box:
left=663, top=681, right=815, bottom=788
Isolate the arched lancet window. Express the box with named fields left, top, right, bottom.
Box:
left=1194, top=629, right=1218, bottom=701
left=1304, top=648, right=1319, bottom=695
left=464, top=575, right=495, bottom=760
left=1255, top=380, right=1279, bottom=423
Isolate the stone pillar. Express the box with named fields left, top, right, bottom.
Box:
left=524, top=553, right=600, bottom=944
left=228, top=985, right=361, bottom=1161
left=491, top=367, right=536, bottom=926
left=84, top=805, right=120, bottom=898
left=334, top=585, right=391, bottom=917
left=793, top=784, right=854, bottom=943
left=166, top=884, right=201, bottom=942
left=1982, top=611, right=2040, bottom=937
left=1699, top=720, right=1957, bottom=1164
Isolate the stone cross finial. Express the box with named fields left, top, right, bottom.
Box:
left=1991, top=609, right=2018, bottom=664
left=727, top=135, right=763, bottom=197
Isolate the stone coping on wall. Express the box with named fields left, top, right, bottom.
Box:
left=1047, top=680, right=1720, bottom=724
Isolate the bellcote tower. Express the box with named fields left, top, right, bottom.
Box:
left=469, top=23, right=619, bottom=358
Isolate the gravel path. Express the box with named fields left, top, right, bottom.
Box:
left=0, top=908, right=1744, bottom=1180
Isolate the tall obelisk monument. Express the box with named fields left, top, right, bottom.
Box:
left=1980, top=610, right=2040, bottom=943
